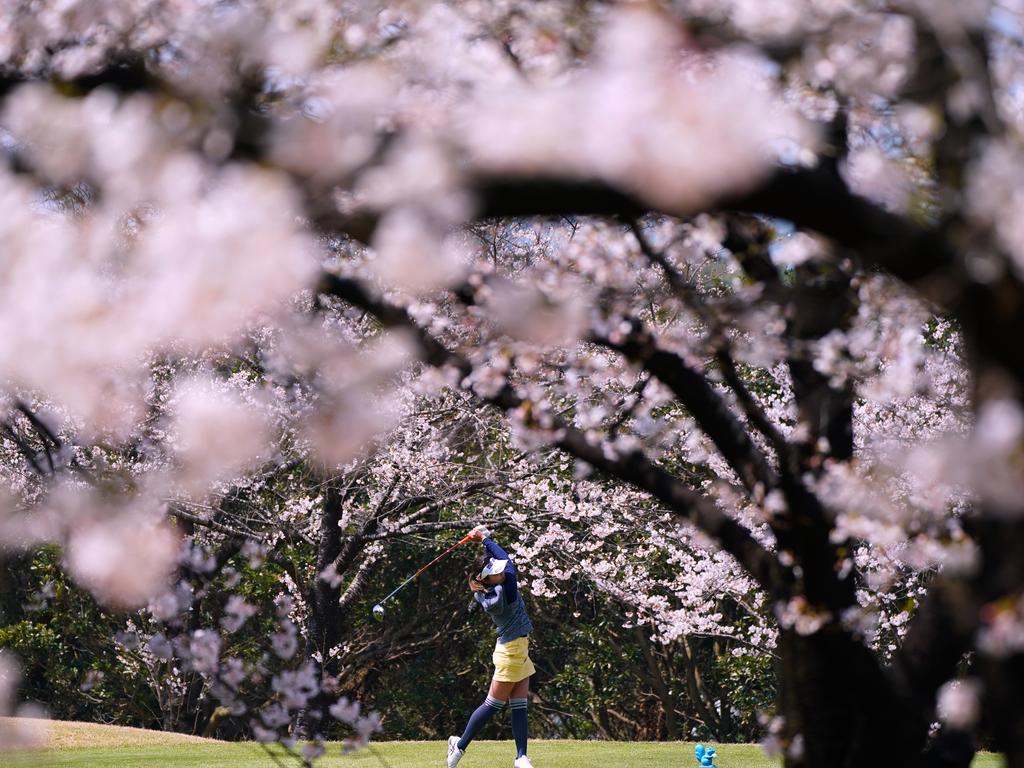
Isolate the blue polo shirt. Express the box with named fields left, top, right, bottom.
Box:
left=474, top=537, right=534, bottom=643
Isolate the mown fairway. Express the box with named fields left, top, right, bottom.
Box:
left=0, top=722, right=1006, bottom=768
left=6, top=740, right=1007, bottom=768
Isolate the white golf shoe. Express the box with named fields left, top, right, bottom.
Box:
left=513, top=756, right=534, bottom=768
left=447, top=736, right=465, bottom=768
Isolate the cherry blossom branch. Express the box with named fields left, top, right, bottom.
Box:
left=336, top=556, right=377, bottom=614
left=592, top=319, right=853, bottom=612
left=590, top=322, right=779, bottom=496
left=605, top=373, right=651, bottom=440
left=627, top=220, right=797, bottom=471
left=626, top=219, right=710, bottom=309
left=377, top=479, right=493, bottom=521
left=361, top=519, right=504, bottom=542
left=316, top=272, right=789, bottom=596
left=182, top=493, right=318, bottom=548
left=714, top=349, right=793, bottom=467
left=328, top=481, right=495, bottom=571
left=314, top=275, right=457, bottom=372
left=13, top=401, right=61, bottom=473
left=0, top=401, right=86, bottom=480
left=0, top=419, right=47, bottom=477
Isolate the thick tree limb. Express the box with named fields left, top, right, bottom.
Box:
left=469, top=169, right=957, bottom=291
left=595, top=240, right=855, bottom=611
left=336, top=556, right=377, bottom=613
left=627, top=220, right=798, bottom=473
left=889, top=575, right=979, bottom=706
left=476, top=176, right=649, bottom=221
left=721, top=167, right=956, bottom=286
left=591, top=325, right=779, bottom=495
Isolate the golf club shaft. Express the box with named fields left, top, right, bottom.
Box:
left=378, top=572, right=418, bottom=605
left=377, top=534, right=473, bottom=606
left=413, top=534, right=473, bottom=578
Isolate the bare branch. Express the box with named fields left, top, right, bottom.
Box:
left=166, top=503, right=256, bottom=541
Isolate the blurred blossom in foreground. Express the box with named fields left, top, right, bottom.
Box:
left=1, top=85, right=168, bottom=197
left=462, top=7, right=815, bottom=213
left=64, top=512, right=180, bottom=609
left=487, top=283, right=588, bottom=347
left=967, top=139, right=1024, bottom=279
left=841, top=145, right=915, bottom=214
left=802, top=13, right=916, bottom=98
left=271, top=65, right=397, bottom=184
left=369, top=208, right=466, bottom=294
left=136, top=164, right=318, bottom=348
left=936, top=679, right=982, bottom=729
left=969, top=399, right=1024, bottom=514
left=289, top=330, right=417, bottom=468
left=978, top=594, right=1024, bottom=657
left=0, top=0, right=341, bottom=85
left=0, top=99, right=316, bottom=437
left=169, top=376, right=273, bottom=496
left=864, top=397, right=1024, bottom=523
left=772, top=232, right=825, bottom=267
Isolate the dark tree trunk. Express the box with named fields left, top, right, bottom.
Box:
left=300, top=480, right=348, bottom=739
left=677, top=636, right=721, bottom=739
left=777, top=627, right=930, bottom=768
left=307, top=480, right=347, bottom=666
left=982, top=653, right=1024, bottom=768
left=923, top=727, right=977, bottom=768
left=972, top=518, right=1024, bottom=768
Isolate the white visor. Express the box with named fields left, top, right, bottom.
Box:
left=478, top=558, right=508, bottom=579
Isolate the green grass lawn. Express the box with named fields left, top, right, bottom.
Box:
left=6, top=740, right=1007, bottom=768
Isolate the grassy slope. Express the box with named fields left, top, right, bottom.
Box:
left=0, top=718, right=212, bottom=749
left=0, top=721, right=1006, bottom=768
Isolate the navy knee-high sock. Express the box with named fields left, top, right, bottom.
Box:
left=510, top=697, right=528, bottom=757
left=457, top=695, right=506, bottom=751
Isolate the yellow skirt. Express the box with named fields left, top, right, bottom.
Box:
left=492, top=636, right=536, bottom=683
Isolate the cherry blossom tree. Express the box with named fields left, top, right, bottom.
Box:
left=2, top=1, right=1024, bottom=767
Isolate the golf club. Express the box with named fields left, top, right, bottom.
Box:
left=371, top=532, right=475, bottom=621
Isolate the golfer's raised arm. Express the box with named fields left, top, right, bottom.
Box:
left=482, top=536, right=519, bottom=602
left=482, top=536, right=512, bottom=566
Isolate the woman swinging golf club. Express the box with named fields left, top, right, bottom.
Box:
left=447, top=525, right=535, bottom=768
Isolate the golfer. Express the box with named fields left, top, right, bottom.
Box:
left=447, top=526, right=535, bottom=768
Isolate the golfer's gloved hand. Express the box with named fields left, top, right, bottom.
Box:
left=469, top=525, right=491, bottom=541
